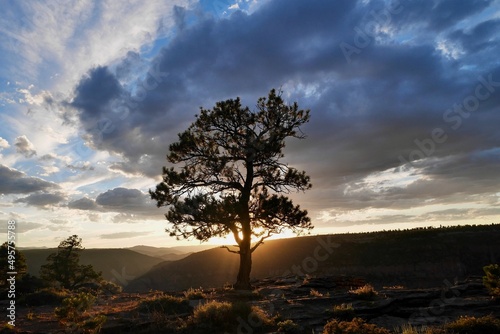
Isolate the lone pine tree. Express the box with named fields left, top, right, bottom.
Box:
left=150, top=89, right=312, bottom=289
left=40, top=235, right=101, bottom=290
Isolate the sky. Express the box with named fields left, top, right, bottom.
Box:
left=1, top=0, right=500, bottom=249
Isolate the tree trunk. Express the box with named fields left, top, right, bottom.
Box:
left=234, top=246, right=252, bottom=290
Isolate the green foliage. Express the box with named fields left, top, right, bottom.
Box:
left=483, top=264, right=500, bottom=297
left=444, top=315, right=500, bottom=334
left=55, top=292, right=96, bottom=322
left=332, top=303, right=355, bottom=321
left=99, top=280, right=122, bottom=294
left=16, top=273, right=47, bottom=295
left=190, top=300, right=273, bottom=332
left=40, top=235, right=102, bottom=290
left=21, top=287, right=69, bottom=306
left=138, top=294, right=191, bottom=314
left=323, top=318, right=390, bottom=334
left=80, top=314, right=107, bottom=333
left=0, top=242, right=28, bottom=287
left=348, top=284, right=378, bottom=300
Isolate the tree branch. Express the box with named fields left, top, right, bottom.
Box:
left=220, top=245, right=240, bottom=254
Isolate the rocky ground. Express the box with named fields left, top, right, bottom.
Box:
left=4, top=275, right=500, bottom=334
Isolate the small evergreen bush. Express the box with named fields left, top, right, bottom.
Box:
left=55, top=292, right=96, bottom=322
left=483, top=264, right=500, bottom=297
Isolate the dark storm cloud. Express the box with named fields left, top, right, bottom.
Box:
left=448, top=18, right=500, bottom=54
left=0, top=164, right=59, bottom=194
left=14, top=192, right=66, bottom=208
left=390, top=0, right=492, bottom=32
left=67, top=0, right=500, bottom=218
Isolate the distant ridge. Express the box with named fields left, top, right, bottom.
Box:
left=127, top=244, right=215, bottom=261
left=125, top=224, right=500, bottom=292
left=23, top=248, right=164, bottom=285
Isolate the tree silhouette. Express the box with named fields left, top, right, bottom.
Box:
left=40, top=235, right=101, bottom=290
left=151, top=89, right=312, bottom=289
left=0, top=242, right=27, bottom=287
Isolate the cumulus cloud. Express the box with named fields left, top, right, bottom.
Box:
left=0, top=164, right=58, bottom=194
left=68, top=197, right=99, bottom=211
left=14, top=135, right=37, bottom=158
left=0, top=137, right=9, bottom=150
left=14, top=192, right=66, bottom=208
left=68, top=187, right=158, bottom=219
left=4, top=0, right=500, bottom=233
left=96, top=187, right=154, bottom=211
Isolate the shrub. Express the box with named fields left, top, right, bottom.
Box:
left=277, top=319, right=301, bottom=333
left=332, top=303, right=355, bottom=321
left=323, top=317, right=390, bottom=334
left=183, top=287, right=206, bottom=300
left=349, top=284, right=378, bottom=300
left=99, top=280, right=122, bottom=294
left=80, top=314, right=107, bottom=333
left=190, top=300, right=273, bottom=332
left=397, top=324, right=440, bottom=334
left=444, top=315, right=500, bottom=334
left=138, top=294, right=191, bottom=315
left=483, top=264, right=500, bottom=297
left=55, top=292, right=96, bottom=322
left=21, top=287, right=69, bottom=306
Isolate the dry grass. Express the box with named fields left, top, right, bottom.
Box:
left=349, top=284, right=379, bottom=300
left=323, top=317, right=390, bottom=334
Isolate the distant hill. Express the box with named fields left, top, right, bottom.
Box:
left=128, top=245, right=215, bottom=261
left=23, top=248, right=164, bottom=285
left=125, top=224, right=500, bottom=292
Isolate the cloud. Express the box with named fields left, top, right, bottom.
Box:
left=96, top=187, right=154, bottom=211
left=3, top=0, right=500, bottom=239
left=100, top=231, right=151, bottom=239
left=0, top=137, right=9, bottom=150
left=0, top=221, right=44, bottom=234
left=61, top=0, right=500, bottom=229
left=68, top=197, right=99, bottom=211
left=14, top=135, right=37, bottom=158
left=0, top=164, right=58, bottom=194
left=14, top=192, right=66, bottom=208
left=68, top=187, right=159, bottom=219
